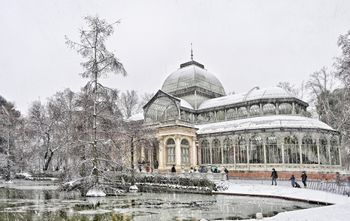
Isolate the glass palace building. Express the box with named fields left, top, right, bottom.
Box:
left=137, top=58, right=341, bottom=173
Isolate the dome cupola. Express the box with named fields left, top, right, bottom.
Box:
left=161, top=60, right=226, bottom=99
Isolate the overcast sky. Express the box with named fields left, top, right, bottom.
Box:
left=1, top=0, right=350, bottom=114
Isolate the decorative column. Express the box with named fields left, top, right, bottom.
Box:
left=298, top=133, right=303, bottom=164
left=292, top=102, right=296, bottom=115
left=246, top=135, right=250, bottom=165
left=262, top=134, right=267, bottom=169
left=191, top=136, right=197, bottom=168
left=220, top=136, right=225, bottom=164
left=326, top=135, right=331, bottom=165
left=315, top=134, right=320, bottom=165
left=141, top=145, right=145, bottom=161
left=158, top=137, right=165, bottom=170
left=198, top=138, right=202, bottom=165
left=338, top=136, right=342, bottom=167
left=275, top=103, right=279, bottom=115
left=175, top=136, right=181, bottom=167
left=209, top=137, right=213, bottom=164
left=281, top=135, right=285, bottom=165
left=232, top=135, right=237, bottom=169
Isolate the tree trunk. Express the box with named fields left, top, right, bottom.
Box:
left=43, top=150, right=54, bottom=171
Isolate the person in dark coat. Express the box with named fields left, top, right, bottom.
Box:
left=271, top=168, right=278, bottom=185
left=301, top=171, right=307, bottom=187
left=171, top=165, right=176, bottom=173
left=224, top=167, right=229, bottom=180
left=154, top=160, right=159, bottom=170
left=289, top=174, right=296, bottom=187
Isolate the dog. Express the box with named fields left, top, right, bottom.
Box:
left=294, top=182, right=301, bottom=188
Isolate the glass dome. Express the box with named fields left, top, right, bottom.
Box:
left=161, top=60, right=226, bottom=97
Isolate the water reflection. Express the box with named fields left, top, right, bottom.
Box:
left=0, top=181, right=320, bottom=221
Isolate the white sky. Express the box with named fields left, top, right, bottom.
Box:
left=1, top=0, right=350, bottom=114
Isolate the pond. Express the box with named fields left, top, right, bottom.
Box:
left=0, top=180, right=320, bottom=221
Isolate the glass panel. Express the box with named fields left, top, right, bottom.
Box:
left=145, top=96, right=179, bottom=123
left=319, top=137, right=329, bottom=165
left=263, top=103, right=276, bottom=115
left=284, top=136, right=300, bottom=164
left=212, top=139, right=221, bottom=164
left=236, top=136, right=247, bottom=163
left=166, top=138, right=175, bottom=164
left=249, top=136, right=264, bottom=163
left=266, top=136, right=282, bottom=163
left=181, top=139, right=190, bottom=164
left=237, top=107, right=248, bottom=118
left=226, top=108, right=236, bottom=120
left=330, top=137, right=340, bottom=165
left=216, top=110, right=225, bottom=121
left=249, top=105, right=260, bottom=117
left=302, top=136, right=318, bottom=164
left=223, top=138, right=234, bottom=164
left=279, top=103, right=292, bottom=115
left=201, top=140, right=210, bottom=164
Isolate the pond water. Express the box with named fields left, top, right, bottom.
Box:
left=0, top=180, right=320, bottom=221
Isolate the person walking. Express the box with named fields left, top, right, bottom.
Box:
left=271, top=168, right=278, bottom=185
left=301, top=171, right=307, bottom=188
left=224, top=167, right=229, bottom=180
left=289, top=174, right=296, bottom=187
left=171, top=165, right=176, bottom=173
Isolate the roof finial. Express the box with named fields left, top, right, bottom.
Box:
left=190, top=43, right=193, bottom=61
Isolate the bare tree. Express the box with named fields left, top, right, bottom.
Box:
left=65, top=15, right=126, bottom=187
left=277, top=81, right=306, bottom=100
left=306, top=68, right=336, bottom=126
left=120, top=90, right=139, bottom=119
left=0, top=96, right=21, bottom=181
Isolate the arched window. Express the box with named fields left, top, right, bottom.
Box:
left=284, top=136, right=299, bottom=164
left=212, top=139, right=221, bottom=164
left=295, top=104, right=301, bottom=114
left=279, top=103, right=292, bottom=115
left=201, top=140, right=210, bottom=164
left=330, top=136, right=340, bottom=165
left=236, top=136, right=247, bottom=163
left=144, top=96, right=179, bottom=123
left=237, top=107, right=248, bottom=118
left=249, top=136, right=263, bottom=163
left=226, top=108, right=236, bottom=120
left=223, top=138, right=234, bottom=164
left=319, top=136, right=329, bottom=165
left=181, top=139, right=190, bottom=165
left=216, top=110, right=225, bottom=121
left=249, top=105, right=260, bottom=117
left=263, top=103, right=276, bottom=115
left=302, top=135, right=318, bottom=164
left=181, top=111, right=191, bottom=122
left=266, top=136, right=281, bottom=163
left=166, top=138, right=175, bottom=164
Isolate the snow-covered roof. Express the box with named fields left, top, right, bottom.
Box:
left=199, top=87, right=302, bottom=110
left=128, top=112, right=144, bottom=121
left=196, top=115, right=335, bottom=134
left=179, top=98, right=193, bottom=109
left=161, top=61, right=226, bottom=96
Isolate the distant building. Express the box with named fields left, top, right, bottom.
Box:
left=136, top=57, right=341, bottom=174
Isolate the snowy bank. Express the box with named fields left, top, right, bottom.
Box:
left=216, top=180, right=350, bottom=221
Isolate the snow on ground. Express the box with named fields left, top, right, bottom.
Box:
left=217, top=179, right=350, bottom=221
left=86, top=188, right=106, bottom=197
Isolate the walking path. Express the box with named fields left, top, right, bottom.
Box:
left=216, top=179, right=350, bottom=221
